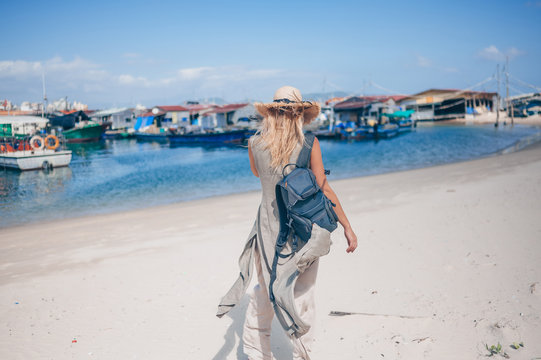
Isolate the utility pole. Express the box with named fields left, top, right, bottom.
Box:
left=506, top=56, right=515, bottom=125
left=495, top=64, right=500, bottom=127
left=505, top=56, right=510, bottom=125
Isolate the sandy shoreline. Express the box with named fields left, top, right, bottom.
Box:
left=1, top=142, right=541, bottom=359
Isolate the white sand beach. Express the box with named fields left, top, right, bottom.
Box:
left=1, top=142, right=541, bottom=359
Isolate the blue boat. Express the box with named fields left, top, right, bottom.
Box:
left=168, top=129, right=246, bottom=144
left=377, top=124, right=399, bottom=138
left=135, top=132, right=169, bottom=142
left=397, top=119, right=413, bottom=132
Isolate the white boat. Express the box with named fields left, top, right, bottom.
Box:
left=0, top=148, right=72, bottom=170
left=0, top=115, right=72, bottom=170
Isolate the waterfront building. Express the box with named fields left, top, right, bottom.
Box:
left=152, top=105, right=190, bottom=126
left=333, top=95, right=406, bottom=125
left=199, top=103, right=256, bottom=129
left=90, top=108, right=137, bottom=130
left=397, top=89, right=497, bottom=121
left=20, top=102, right=43, bottom=112
left=134, top=105, right=192, bottom=131
left=182, top=103, right=217, bottom=126
left=72, top=101, right=88, bottom=111
left=0, top=115, right=49, bottom=137
left=0, top=99, right=15, bottom=111
left=507, top=93, right=541, bottom=117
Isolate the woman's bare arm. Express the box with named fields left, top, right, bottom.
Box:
left=248, top=141, right=259, bottom=177
left=310, top=137, right=357, bottom=253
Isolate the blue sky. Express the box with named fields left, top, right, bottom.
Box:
left=1, top=0, right=540, bottom=108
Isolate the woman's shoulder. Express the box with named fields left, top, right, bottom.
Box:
left=249, top=134, right=264, bottom=149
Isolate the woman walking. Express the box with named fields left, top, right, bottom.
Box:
left=217, top=86, right=357, bottom=360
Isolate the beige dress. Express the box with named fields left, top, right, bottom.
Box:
left=217, top=135, right=330, bottom=360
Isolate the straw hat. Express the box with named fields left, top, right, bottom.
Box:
left=254, top=86, right=321, bottom=124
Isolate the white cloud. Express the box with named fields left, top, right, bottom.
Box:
left=0, top=57, right=108, bottom=82
left=177, top=67, right=214, bottom=80
left=118, top=74, right=149, bottom=86
left=415, top=55, right=458, bottom=73
left=0, top=59, right=43, bottom=78
left=416, top=55, right=431, bottom=68
left=477, top=45, right=502, bottom=61
left=507, top=47, right=524, bottom=58
left=477, top=45, right=524, bottom=61
left=0, top=56, right=292, bottom=106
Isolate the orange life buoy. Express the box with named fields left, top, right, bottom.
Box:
left=0, top=144, right=5, bottom=153
left=44, top=135, right=60, bottom=150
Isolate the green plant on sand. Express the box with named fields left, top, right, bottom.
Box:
left=510, top=341, right=524, bottom=350
left=485, top=343, right=509, bottom=358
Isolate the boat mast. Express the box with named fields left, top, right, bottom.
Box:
left=42, top=72, right=48, bottom=119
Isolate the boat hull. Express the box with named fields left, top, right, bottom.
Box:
left=378, top=128, right=399, bottom=138
left=103, top=130, right=135, bottom=139
left=135, top=132, right=169, bottom=142
left=0, top=150, right=72, bottom=170
left=63, top=123, right=107, bottom=143
left=168, top=130, right=246, bottom=144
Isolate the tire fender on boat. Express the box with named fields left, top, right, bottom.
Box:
left=44, top=135, right=60, bottom=150
left=30, top=135, right=45, bottom=150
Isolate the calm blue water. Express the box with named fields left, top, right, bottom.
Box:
left=1, top=124, right=540, bottom=228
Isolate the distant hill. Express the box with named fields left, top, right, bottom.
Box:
left=185, top=97, right=227, bottom=105
left=302, top=91, right=350, bottom=102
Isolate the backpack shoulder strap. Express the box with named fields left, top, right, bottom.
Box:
left=295, top=133, right=315, bottom=168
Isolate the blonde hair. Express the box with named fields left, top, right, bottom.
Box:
left=255, top=108, right=305, bottom=169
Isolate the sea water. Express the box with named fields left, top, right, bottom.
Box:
left=1, top=124, right=539, bottom=228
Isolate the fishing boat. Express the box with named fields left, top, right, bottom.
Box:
left=383, top=110, right=415, bottom=133
left=312, top=127, right=340, bottom=139
left=397, top=119, right=414, bottom=132
left=62, top=122, right=108, bottom=143
left=134, top=131, right=169, bottom=142
left=376, top=123, right=399, bottom=138
left=168, top=129, right=247, bottom=144
left=103, top=128, right=136, bottom=139
left=0, top=146, right=72, bottom=170
left=49, top=111, right=108, bottom=143
left=0, top=118, right=72, bottom=170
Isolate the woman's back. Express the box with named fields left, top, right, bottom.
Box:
left=250, top=135, right=303, bottom=204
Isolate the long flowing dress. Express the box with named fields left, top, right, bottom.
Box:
left=217, top=135, right=323, bottom=359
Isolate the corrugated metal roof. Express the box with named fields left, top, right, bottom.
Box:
left=139, top=111, right=164, bottom=117
left=156, top=105, right=189, bottom=112
left=91, top=107, right=131, bottom=117
left=0, top=115, right=49, bottom=125
left=334, top=95, right=405, bottom=110
left=183, top=104, right=217, bottom=113
left=205, top=103, right=249, bottom=114
left=401, top=89, right=497, bottom=101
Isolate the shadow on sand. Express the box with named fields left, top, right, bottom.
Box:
left=213, top=295, right=295, bottom=360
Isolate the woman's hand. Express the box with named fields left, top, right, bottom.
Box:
left=344, top=226, right=358, bottom=253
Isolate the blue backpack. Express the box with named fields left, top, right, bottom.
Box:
left=269, top=134, right=338, bottom=300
